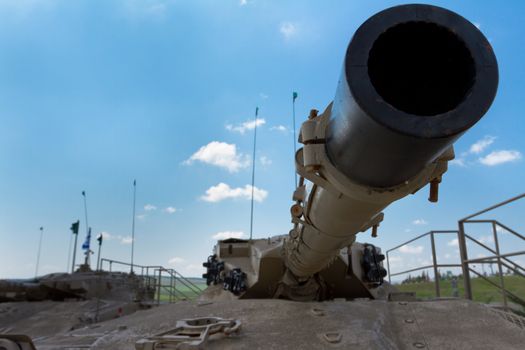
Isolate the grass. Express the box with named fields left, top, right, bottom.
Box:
left=395, top=275, right=525, bottom=306
left=156, top=275, right=525, bottom=307
left=156, top=278, right=208, bottom=302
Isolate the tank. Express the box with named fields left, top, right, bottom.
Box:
left=3, top=4, right=524, bottom=350
left=201, top=3, right=498, bottom=302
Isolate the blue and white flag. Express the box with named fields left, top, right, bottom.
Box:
left=82, top=227, right=91, bottom=250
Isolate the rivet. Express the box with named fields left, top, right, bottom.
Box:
left=311, top=308, right=325, bottom=317
left=323, top=332, right=342, bottom=344
left=413, top=342, right=426, bottom=348
left=404, top=319, right=415, bottom=324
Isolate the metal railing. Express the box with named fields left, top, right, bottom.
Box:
left=99, top=258, right=204, bottom=304
left=387, top=193, right=525, bottom=310
left=458, top=193, right=525, bottom=309
left=386, top=230, right=461, bottom=298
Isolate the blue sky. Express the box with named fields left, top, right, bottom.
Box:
left=0, top=0, right=524, bottom=280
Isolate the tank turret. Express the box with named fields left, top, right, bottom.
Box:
left=202, top=4, right=498, bottom=301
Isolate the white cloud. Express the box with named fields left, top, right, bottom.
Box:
left=201, top=183, right=268, bottom=203
left=212, top=231, right=245, bottom=240
left=496, top=226, right=506, bottom=234
left=137, top=214, right=146, bottom=220
left=399, top=245, right=424, bottom=254
left=389, top=256, right=403, bottom=263
left=177, top=263, right=204, bottom=277
left=388, top=255, right=404, bottom=267
left=412, top=219, right=428, bottom=225
left=259, top=93, right=269, bottom=99
left=239, top=0, right=248, bottom=5
left=450, top=158, right=466, bottom=167
left=444, top=253, right=452, bottom=259
left=280, top=22, right=297, bottom=39
left=270, top=125, right=287, bottom=133
left=144, top=204, right=157, bottom=211
left=447, top=238, right=459, bottom=247
left=478, top=235, right=494, bottom=245
left=98, top=232, right=135, bottom=245
left=167, top=258, right=204, bottom=277
left=226, top=118, right=266, bottom=134
left=168, top=256, right=185, bottom=265
left=479, top=150, right=522, bottom=166
left=260, top=156, right=272, bottom=166
left=185, top=141, right=250, bottom=172
left=450, top=136, right=501, bottom=167
left=164, top=206, right=177, bottom=214
left=120, top=236, right=133, bottom=245
left=101, top=231, right=112, bottom=240
left=470, top=135, right=496, bottom=154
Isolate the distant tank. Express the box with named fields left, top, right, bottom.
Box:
left=0, top=270, right=154, bottom=303
left=3, top=4, right=524, bottom=350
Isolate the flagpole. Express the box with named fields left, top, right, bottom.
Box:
left=35, top=226, right=44, bottom=279
left=67, top=230, right=73, bottom=272
left=249, top=107, right=259, bottom=241
left=82, top=191, right=89, bottom=241
left=83, top=227, right=92, bottom=267
left=71, top=220, right=79, bottom=273
left=96, top=234, right=103, bottom=271
left=292, top=92, right=298, bottom=188
left=131, top=180, right=136, bottom=274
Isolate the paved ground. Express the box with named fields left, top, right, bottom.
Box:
left=2, top=298, right=524, bottom=349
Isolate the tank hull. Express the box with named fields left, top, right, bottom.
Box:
left=2, top=299, right=524, bottom=349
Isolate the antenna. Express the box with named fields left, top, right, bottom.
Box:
left=292, top=92, right=298, bottom=188
left=131, top=179, right=136, bottom=273
left=249, top=107, right=259, bottom=241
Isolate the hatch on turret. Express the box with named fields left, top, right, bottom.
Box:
left=218, top=239, right=250, bottom=258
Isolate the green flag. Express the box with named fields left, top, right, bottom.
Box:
left=70, top=220, right=79, bottom=235
left=293, top=91, right=298, bottom=101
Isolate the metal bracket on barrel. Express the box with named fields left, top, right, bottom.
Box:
left=297, top=104, right=452, bottom=205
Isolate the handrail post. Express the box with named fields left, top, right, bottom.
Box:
left=169, top=270, right=174, bottom=303
left=157, top=269, right=161, bottom=306
left=386, top=251, right=391, bottom=284
left=430, top=231, right=441, bottom=298
left=458, top=221, right=473, bottom=300
left=492, top=221, right=508, bottom=310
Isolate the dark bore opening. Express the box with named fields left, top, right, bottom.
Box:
left=368, top=22, right=476, bottom=116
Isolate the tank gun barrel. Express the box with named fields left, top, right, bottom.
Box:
left=284, top=4, right=498, bottom=284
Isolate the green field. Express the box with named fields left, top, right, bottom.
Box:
left=157, top=275, right=525, bottom=308
left=395, top=275, right=525, bottom=306
left=156, top=278, right=208, bottom=302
